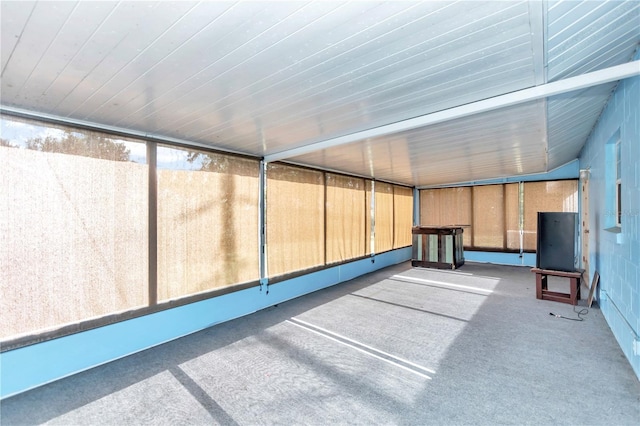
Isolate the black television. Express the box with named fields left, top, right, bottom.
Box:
left=536, top=212, right=577, bottom=272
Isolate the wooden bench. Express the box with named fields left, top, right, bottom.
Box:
left=531, top=268, right=582, bottom=305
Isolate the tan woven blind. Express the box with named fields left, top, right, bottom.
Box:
left=375, top=182, right=394, bottom=253
left=472, top=185, right=504, bottom=249
left=157, top=148, right=259, bottom=301
left=1, top=141, right=148, bottom=340
left=365, top=180, right=373, bottom=255
left=523, top=180, right=578, bottom=250
left=505, top=183, right=521, bottom=250
left=420, top=187, right=472, bottom=246
left=393, top=185, right=413, bottom=248
left=267, top=164, right=325, bottom=277
left=325, top=174, right=366, bottom=264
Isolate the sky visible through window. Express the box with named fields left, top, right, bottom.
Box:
left=1, top=117, right=206, bottom=170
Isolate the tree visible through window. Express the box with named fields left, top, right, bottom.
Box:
left=2, top=130, right=131, bottom=162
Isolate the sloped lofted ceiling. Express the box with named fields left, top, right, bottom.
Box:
left=1, top=1, right=639, bottom=187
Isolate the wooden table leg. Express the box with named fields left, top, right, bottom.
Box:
left=535, top=273, right=543, bottom=299
left=570, top=277, right=579, bottom=305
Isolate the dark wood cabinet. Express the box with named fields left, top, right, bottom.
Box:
left=412, top=226, right=465, bottom=269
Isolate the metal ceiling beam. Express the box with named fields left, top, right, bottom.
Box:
left=264, top=60, right=640, bottom=163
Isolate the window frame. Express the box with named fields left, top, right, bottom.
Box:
left=615, top=138, right=622, bottom=227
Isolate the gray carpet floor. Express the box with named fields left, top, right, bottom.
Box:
left=2, top=262, right=639, bottom=425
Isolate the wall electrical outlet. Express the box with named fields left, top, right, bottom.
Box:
left=633, top=339, right=640, bottom=356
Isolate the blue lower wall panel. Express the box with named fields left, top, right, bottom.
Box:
left=0, top=248, right=411, bottom=399
left=464, top=251, right=535, bottom=267
left=0, top=287, right=264, bottom=399
left=599, top=292, right=640, bottom=377
left=262, top=248, right=412, bottom=311
left=266, top=267, right=341, bottom=305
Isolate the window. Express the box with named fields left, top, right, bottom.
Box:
left=393, top=185, right=414, bottom=249
left=325, top=173, right=366, bottom=264
left=374, top=182, right=395, bottom=253
left=472, top=185, right=505, bottom=249
left=419, top=187, right=472, bottom=247
left=156, top=146, right=260, bottom=301
left=605, top=130, right=622, bottom=231
left=267, top=164, right=325, bottom=277
left=419, top=180, right=578, bottom=252
left=615, top=138, right=622, bottom=227
left=1, top=116, right=149, bottom=340
left=522, top=181, right=578, bottom=251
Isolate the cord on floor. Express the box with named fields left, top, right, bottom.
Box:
left=549, top=305, right=589, bottom=321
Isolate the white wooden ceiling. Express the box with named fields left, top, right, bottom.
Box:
left=1, top=1, right=639, bottom=186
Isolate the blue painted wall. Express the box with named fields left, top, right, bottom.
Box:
left=0, top=248, right=411, bottom=399
left=579, top=55, right=640, bottom=379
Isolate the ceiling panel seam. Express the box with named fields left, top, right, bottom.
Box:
left=0, top=2, right=36, bottom=77
left=190, top=50, right=535, bottom=145
left=68, top=1, right=204, bottom=118
left=183, top=34, right=534, bottom=141
left=40, top=2, right=121, bottom=98
left=15, top=2, right=80, bottom=98
left=112, top=2, right=351, bottom=130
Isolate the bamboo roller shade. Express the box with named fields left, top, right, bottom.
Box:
left=325, top=173, right=366, bottom=264
left=420, top=187, right=472, bottom=247
left=157, top=155, right=260, bottom=301
left=375, top=182, right=394, bottom=253
left=393, top=185, right=413, bottom=249
left=266, top=163, right=325, bottom=278
left=523, top=180, right=578, bottom=250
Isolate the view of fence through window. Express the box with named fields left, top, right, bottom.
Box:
left=1, top=116, right=149, bottom=340
left=0, top=115, right=413, bottom=344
